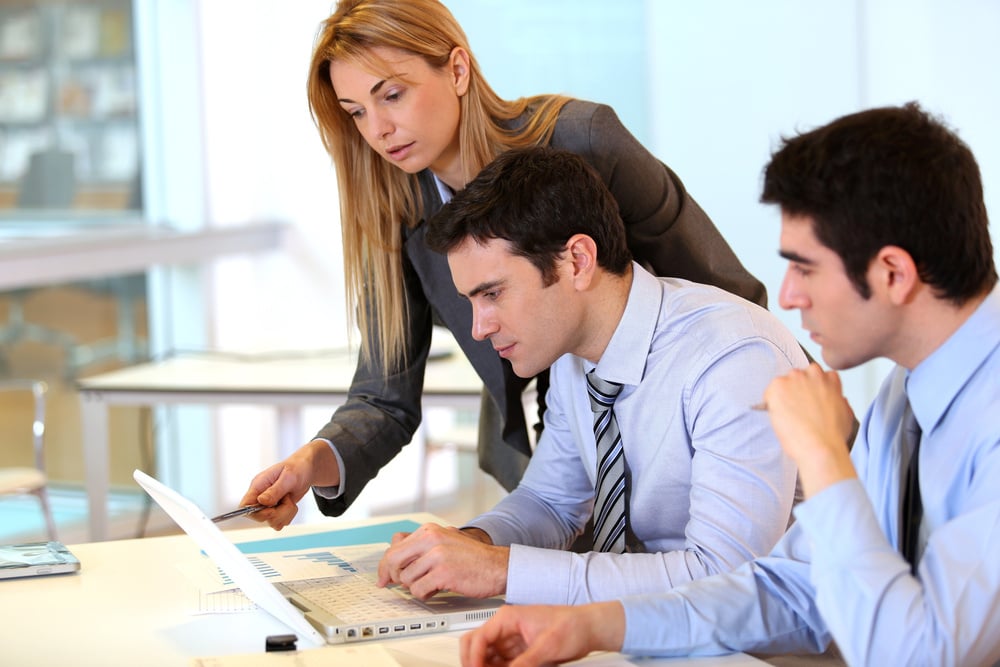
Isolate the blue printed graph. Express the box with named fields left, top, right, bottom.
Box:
left=281, top=551, right=357, bottom=573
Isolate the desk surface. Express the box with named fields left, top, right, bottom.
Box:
left=76, top=329, right=483, bottom=399
left=0, top=514, right=765, bottom=667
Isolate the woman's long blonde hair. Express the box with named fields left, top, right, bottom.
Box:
left=308, top=0, right=570, bottom=372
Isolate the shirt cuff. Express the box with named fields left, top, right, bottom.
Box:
left=463, top=513, right=521, bottom=547
left=505, top=544, right=574, bottom=605
left=311, top=438, right=347, bottom=500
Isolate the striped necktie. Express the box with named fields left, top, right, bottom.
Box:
left=587, top=370, right=627, bottom=554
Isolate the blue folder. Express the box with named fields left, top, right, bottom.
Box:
left=234, top=519, right=421, bottom=555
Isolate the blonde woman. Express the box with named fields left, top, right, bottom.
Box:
left=241, top=0, right=766, bottom=528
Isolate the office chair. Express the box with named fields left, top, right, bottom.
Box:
left=0, top=380, right=58, bottom=541
left=17, top=147, right=76, bottom=209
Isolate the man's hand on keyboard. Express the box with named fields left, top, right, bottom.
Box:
left=376, top=523, right=509, bottom=600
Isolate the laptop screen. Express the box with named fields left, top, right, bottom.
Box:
left=133, top=469, right=328, bottom=645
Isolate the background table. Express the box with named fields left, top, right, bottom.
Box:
left=77, top=331, right=484, bottom=541
left=0, top=220, right=285, bottom=290
left=0, top=513, right=768, bottom=667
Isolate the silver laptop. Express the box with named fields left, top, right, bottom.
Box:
left=133, top=469, right=502, bottom=646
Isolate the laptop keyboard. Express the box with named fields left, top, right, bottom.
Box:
left=283, top=575, right=423, bottom=623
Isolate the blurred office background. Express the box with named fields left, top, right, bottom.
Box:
left=1, top=0, right=997, bottom=543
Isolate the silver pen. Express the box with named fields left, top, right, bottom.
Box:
left=210, top=504, right=267, bottom=523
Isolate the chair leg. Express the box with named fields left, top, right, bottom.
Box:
left=34, top=487, right=58, bottom=542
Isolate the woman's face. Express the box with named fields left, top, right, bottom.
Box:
left=331, top=46, right=470, bottom=188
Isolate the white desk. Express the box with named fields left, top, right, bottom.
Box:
left=77, top=334, right=484, bottom=541
left=0, top=514, right=768, bottom=667
left=0, top=220, right=286, bottom=290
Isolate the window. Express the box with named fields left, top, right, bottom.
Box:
left=0, top=0, right=147, bottom=544
left=0, top=0, right=140, bottom=216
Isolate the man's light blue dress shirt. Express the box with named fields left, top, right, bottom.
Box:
left=621, top=288, right=1000, bottom=666
left=467, top=264, right=807, bottom=605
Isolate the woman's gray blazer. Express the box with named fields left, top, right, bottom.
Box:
left=313, top=99, right=766, bottom=516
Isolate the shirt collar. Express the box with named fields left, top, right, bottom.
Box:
left=592, top=262, right=661, bottom=387
left=433, top=174, right=454, bottom=205
left=907, top=287, right=1000, bottom=433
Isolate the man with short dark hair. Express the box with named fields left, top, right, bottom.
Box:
left=374, top=146, right=808, bottom=606
left=459, top=103, right=1000, bottom=667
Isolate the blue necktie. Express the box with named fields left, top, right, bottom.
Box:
left=587, top=370, right=627, bottom=554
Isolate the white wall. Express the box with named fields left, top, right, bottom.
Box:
left=185, top=1, right=1000, bottom=510
left=647, top=0, right=1000, bottom=415
left=198, top=2, right=346, bottom=354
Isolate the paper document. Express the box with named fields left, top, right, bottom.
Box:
left=181, top=543, right=387, bottom=615
left=182, top=543, right=386, bottom=591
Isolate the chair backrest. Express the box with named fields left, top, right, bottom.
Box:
left=0, top=379, right=57, bottom=541
left=17, top=149, right=76, bottom=209
left=0, top=380, right=48, bottom=472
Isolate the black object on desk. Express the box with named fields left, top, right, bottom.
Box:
left=265, top=634, right=297, bottom=652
